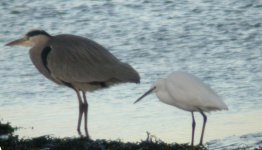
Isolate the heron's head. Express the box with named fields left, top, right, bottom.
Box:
left=5, top=30, right=51, bottom=47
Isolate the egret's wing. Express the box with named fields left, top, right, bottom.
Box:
left=165, top=72, right=227, bottom=111
left=47, top=34, right=140, bottom=83
left=165, top=75, right=200, bottom=110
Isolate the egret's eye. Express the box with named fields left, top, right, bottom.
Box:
left=152, top=86, right=157, bottom=91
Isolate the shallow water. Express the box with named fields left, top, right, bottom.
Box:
left=0, top=0, right=261, bottom=145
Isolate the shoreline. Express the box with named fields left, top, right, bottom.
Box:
left=1, top=121, right=261, bottom=150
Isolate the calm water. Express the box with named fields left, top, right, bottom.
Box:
left=0, top=0, right=261, bottom=147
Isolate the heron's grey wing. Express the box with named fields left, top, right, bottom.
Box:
left=47, top=34, right=140, bottom=84
left=112, top=62, right=140, bottom=83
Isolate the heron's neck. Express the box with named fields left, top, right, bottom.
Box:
left=29, top=39, right=55, bottom=83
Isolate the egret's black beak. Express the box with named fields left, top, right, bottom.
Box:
left=5, top=37, right=31, bottom=46
left=134, top=86, right=156, bottom=104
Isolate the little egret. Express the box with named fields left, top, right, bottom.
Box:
left=6, top=30, right=140, bottom=138
left=134, top=71, right=228, bottom=146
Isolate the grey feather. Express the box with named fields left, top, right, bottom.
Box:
left=47, top=34, right=140, bottom=85
left=7, top=29, right=140, bottom=138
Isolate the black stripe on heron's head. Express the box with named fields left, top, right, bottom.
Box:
left=26, top=30, right=51, bottom=37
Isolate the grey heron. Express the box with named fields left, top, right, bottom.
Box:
left=6, top=30, right=140, bottom=138
left=134, top=71, right=228, bottom=147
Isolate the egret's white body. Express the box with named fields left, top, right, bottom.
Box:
left=134, top=71, right=228, bottom=147
left=156, top=72, right=228, bottom=112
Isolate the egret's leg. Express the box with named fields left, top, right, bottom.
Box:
left=191, top=112, right=196, bottom=148
left=76, top=90, right=84, bottom=136
left=82, top=91, right=90, bottom=138
left=199, top=111, right=207, bottom=145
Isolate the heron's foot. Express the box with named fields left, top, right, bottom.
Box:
left=85, top=135, right=91, bottom=140
left=85, top=130, right=90, bottom=139
left=78, top=129, right=91, bottom=139
left=77, top=129, right=84, bottom=137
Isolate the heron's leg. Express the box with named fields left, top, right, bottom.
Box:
left=191, top=112, right=196, bottom=148
left=199, top=111, right=207, bottom=145
left=82, top=91, right=90, bottom=138
left=76, top=90, right=84, bottom=136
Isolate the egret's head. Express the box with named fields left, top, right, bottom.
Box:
left=134, top=79, right=166, bottom=104
left=134, top=78, right=166, bottom=104
left=5, top=30, right=51, bottom=47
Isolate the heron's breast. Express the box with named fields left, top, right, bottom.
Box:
left=71, top=82, right=100, bottom=92
left=70, top=81, right=117, bottom=92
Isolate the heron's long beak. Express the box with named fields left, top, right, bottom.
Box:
left=5, top=37, right=31, bottom=46
left=134, top=86, right=156, bottom=104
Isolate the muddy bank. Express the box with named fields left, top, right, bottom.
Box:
left=0, top=121, right=261, bottom=150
